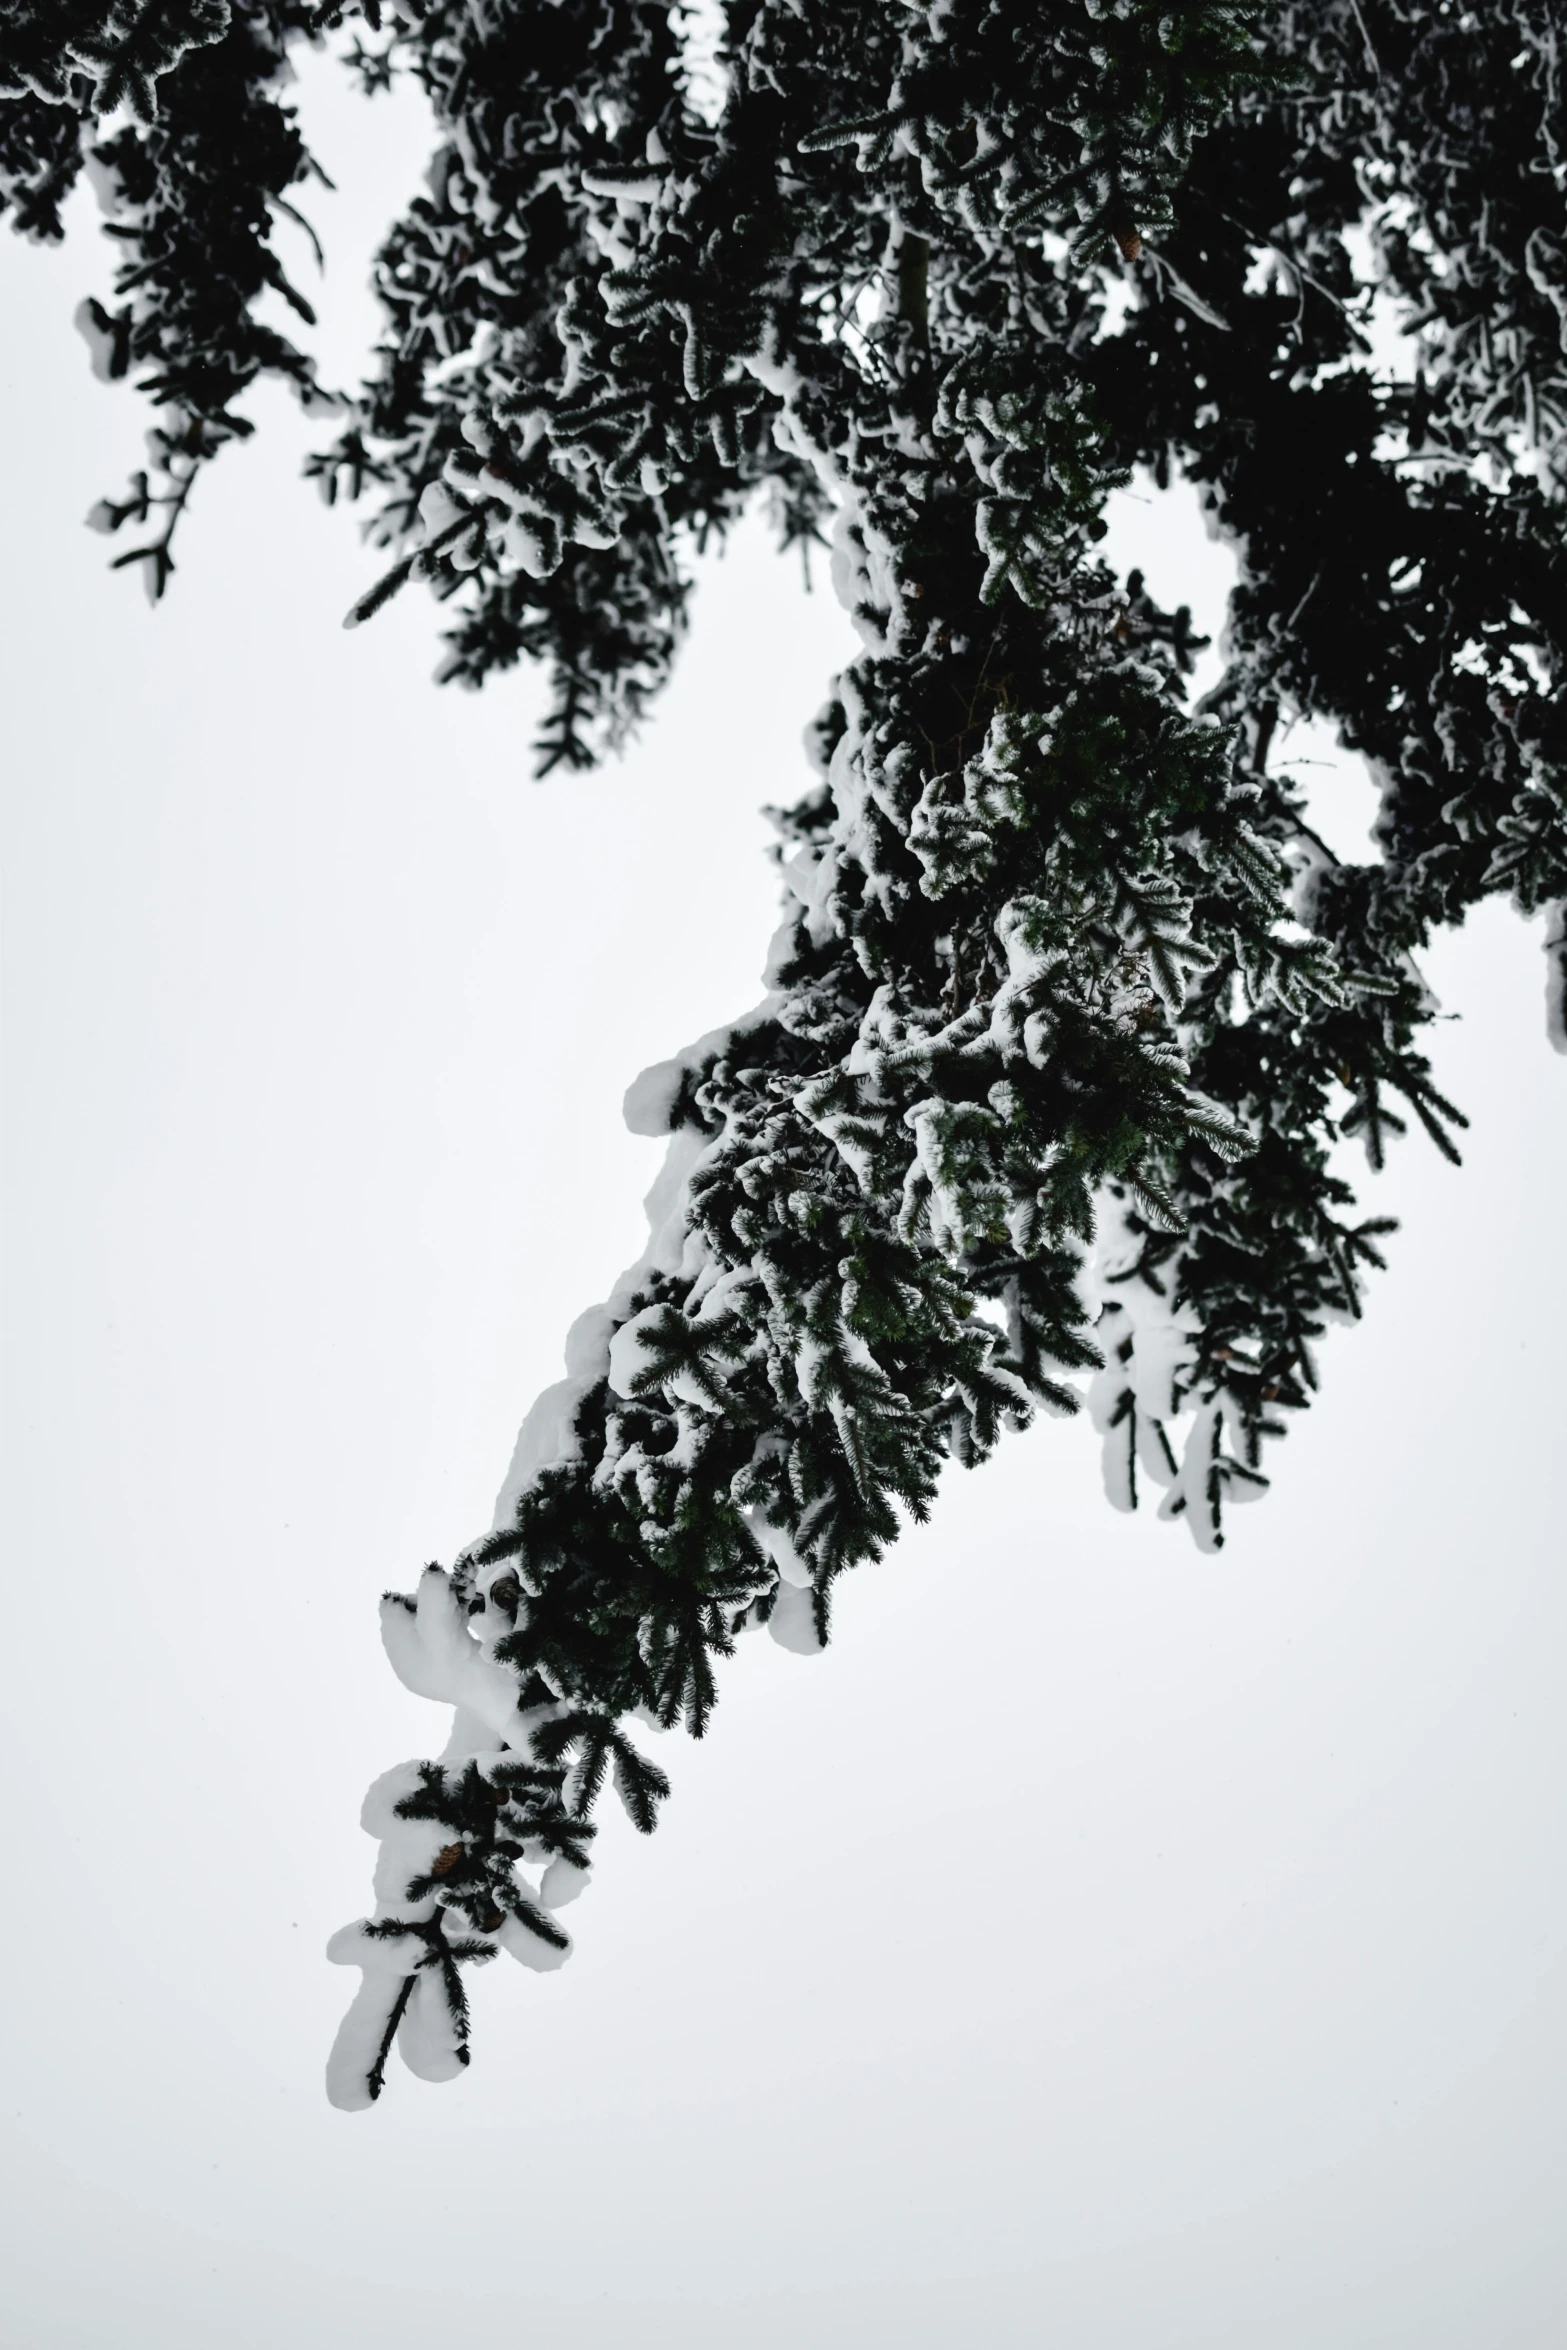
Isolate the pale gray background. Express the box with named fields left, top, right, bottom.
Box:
left=2, top=50, right=1564, bottom=2350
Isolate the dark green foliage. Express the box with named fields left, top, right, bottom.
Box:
left=12, top=0, right=1565, bottom=2099
left=0, top=2, right=232, bottom=121
left=0, top=76, right=91, bottom=240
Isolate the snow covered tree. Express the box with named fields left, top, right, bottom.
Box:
left=6, top=0, right=1564, bottom=2104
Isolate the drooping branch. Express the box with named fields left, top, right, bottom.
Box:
left=13, top=1, right=1565, bottom=2102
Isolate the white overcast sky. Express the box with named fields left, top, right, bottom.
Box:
left=2, top=45, right=1565, bottom=2350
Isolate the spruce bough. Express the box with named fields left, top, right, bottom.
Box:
left=6, top=0, right=1563, bottom=2104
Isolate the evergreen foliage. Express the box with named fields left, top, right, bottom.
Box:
left=7, top=0, right=1565, bottom=2102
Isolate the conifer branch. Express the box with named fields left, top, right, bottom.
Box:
left=14, top=0, right=1566, bottom=2098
